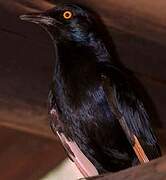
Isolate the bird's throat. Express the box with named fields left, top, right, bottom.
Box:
left=53, top=41, right=101, bottom=106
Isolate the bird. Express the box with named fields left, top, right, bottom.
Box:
left=20, top=3, right=161, bottom=176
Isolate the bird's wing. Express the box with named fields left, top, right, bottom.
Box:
left=48, top=92, right=99, bottom=177
left=49, top=108, right=99, bottom=177
left=99, top=63, right=161, bottom=162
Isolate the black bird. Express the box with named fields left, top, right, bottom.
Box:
left=20, top=3, right=161, bottom=176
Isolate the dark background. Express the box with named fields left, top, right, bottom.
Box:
left=0, top=0, right=166, bottom=179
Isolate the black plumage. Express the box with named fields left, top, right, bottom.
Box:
left=20, top=3, right=161, bottom=174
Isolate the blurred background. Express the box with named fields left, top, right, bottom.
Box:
left=0, top=0, right=166, bottom=179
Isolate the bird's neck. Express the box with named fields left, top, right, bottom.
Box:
left=54, top=34, right=111, bottom=69
left=54, top=40, right=99, bottom=81
left=52, top=38, right=110, bottom=103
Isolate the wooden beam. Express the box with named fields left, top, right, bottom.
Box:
left=83, top=155, right=166, bottom=180
left=0, top=126, right=66, bottom=179
left=80, top=0, right=166, bottom=46
left=0, top=98, right=55, bottom=139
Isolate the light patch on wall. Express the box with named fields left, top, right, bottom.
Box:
left=41, top=158, right=84, bottom=180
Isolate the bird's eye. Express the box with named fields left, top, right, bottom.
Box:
left=63, top=11, right=73, bottom=20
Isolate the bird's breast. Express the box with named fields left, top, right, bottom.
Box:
left=54, top=80, right=116, bottom=138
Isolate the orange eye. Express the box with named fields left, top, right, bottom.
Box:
left=63, top=11, right=73, bottom=19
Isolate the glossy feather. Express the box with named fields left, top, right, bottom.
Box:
left=20, top=3, right=162, bottom=174
left=47, top=4, right=161, bottom=174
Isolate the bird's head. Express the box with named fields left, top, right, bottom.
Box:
left=20, top=4, right=102, bottom=46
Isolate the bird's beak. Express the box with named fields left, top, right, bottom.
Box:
left=19, top=12, right=54, bottom=26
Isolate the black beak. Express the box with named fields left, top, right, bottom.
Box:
left=19, top=13, right=54, bottom=26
